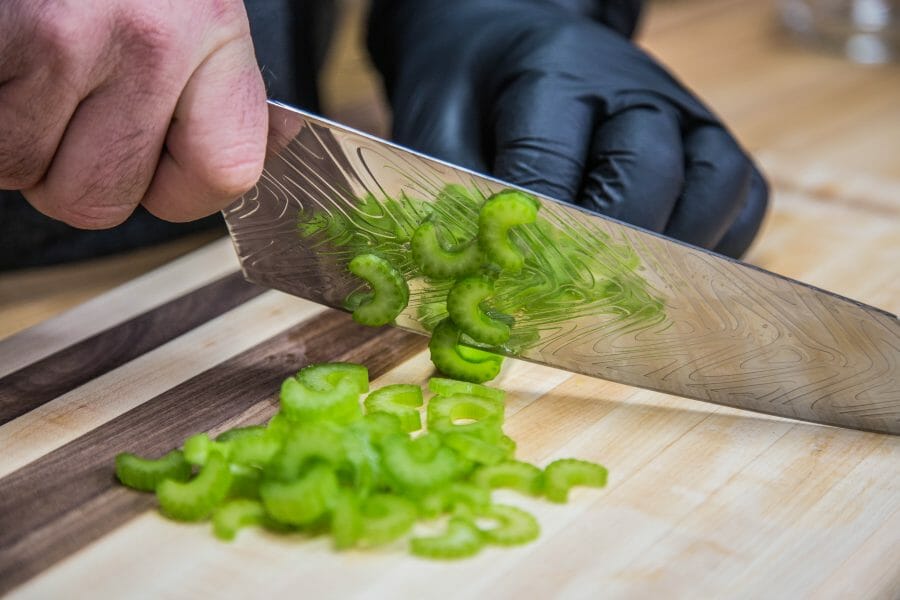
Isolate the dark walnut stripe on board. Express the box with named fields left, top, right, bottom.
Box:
left=0, top=272, right=261, bottom=425
left=0, top=310, right=427, bottom=595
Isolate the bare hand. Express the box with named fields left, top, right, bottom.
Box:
left=0, top=0, right=267, bottom=228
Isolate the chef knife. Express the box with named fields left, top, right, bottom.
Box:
left=223, top=101, right=900, bottom=435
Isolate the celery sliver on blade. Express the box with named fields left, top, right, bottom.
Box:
left=223, top=101, right=899, bottom=435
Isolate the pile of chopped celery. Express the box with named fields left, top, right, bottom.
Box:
left=346, top=190, right=541, bottom=383
left=115, top=363, right=607, bottom=559
left=299, top=185, right=665, bottom=384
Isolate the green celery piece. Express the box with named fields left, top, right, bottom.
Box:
left=347, top=254, right=410, bottom=326
left=280, top=376, right=361, bottom=424
left=363, top=384, right=424, bottom=433
left=543, top=458, right=608, bottom=503
left=446, top=276, right=511, bottom=346
left=213, top=499, right=267, bottom=541
left=266, top=423, right=347, bottom=481
left=429, top=319, right=503, bottom=384
left=381, top=433, right=464, bottom=494
left=299, top=362, right=369, bottom=395
left=260, top=464, right=339, bottom=526
left=478, top=504, right=539, bottom=546
left=478, top=190, right=539, bottom=273
left=157, top=452, right=233, bottom=521
left=331, top=490, right=363, bottom=550
left=410, top=516, right=484, bottom=559
left=427, top=393, right=505, bottom=442
left=358, top=494, right=418, bottom=546
left=427, top=377, right=505, bottom=402
left=115, top=450, right=191, bottom=492
left=471, top=461, right=543, bottom=497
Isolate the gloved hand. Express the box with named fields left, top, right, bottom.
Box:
left=368, top=0, right=768, bottom=258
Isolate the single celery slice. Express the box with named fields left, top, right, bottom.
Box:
left=280, top=376, right=361, bottom=424
left=442, top=432, right=511, bottom=466
left=347, top=254, right=409, bottom=326
left=182, top=433, right=228, bottom=466
left=411, top=220, right=482, bottom=279
left=359, top=494, right=418, bottom=546
left=498, top=435, right=517, bottom=457
left=356, top=412, right=405, bottom=445
left=227, top=464, right=262, bottom=499
left=216, top=425, right=266, bottom=443
left=260, top=464, right=339, bottom=526
left=226, top=428, right=282, bottom=468
left=478, top=190, right=539, bottom=272
left=543, top=458, right=608, bottom=503
left=115, top=450, right=191, bottom=492
left=363, top=384, right=424, bottom=433
left=471, top=461, right=543, bottom=496
left=429, top=319, right=504, bottom=384
left=213, top=498, right=267, bottom=541
left=420, top=482, right=491, bottom=519
left=427, top=377, right=505, bottom=403
left=266, top=423, right=347, bottom=481
left=381, top=433, right=464, bottom=494
left=410, top=516, right=484, bottom=559
left=299, top=362, right=369, bottom=395
left=446, top=277, right=511, bottom=345
left=331, top=489, right=363, bottom=550
left=427, top=393, right=504, bottom=442
left=478, top=504, right=539, bottom=546
left=157, top=452, right=233, bottom=521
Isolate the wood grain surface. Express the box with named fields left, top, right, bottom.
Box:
left=1, top=0, right=899, bottom=598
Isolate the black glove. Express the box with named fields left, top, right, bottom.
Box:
left=368, top=0, right=768, bottom=258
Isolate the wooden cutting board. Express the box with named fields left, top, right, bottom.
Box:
left=1, top=186, right=898, bottom=599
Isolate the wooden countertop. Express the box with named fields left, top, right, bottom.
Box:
left=0, top=1, right=898, bottom=598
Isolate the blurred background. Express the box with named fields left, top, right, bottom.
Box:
left=1, top=0, right=898, bottom=339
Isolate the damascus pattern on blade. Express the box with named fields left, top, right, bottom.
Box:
left=224, top=102, right=900, bottom=435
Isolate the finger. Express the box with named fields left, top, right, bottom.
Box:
left=22, top=68, right=181, bottom=228
left=580, top=103, right=684, bottom=232
left=0, top=5, right=98, bottom=191
left=390, top=70, right=486, bottom=173
left=664, top=125, right=751, bottom=248
left=142, top=35, right=267, bottom=222
left=491, top=73, right=595, bottom=202
left=0, top=73, right=81, bottom=190
left=714, top=166, right=769, bottom=259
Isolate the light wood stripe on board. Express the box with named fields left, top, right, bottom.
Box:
left=0, top=273, right=262, bottom=425
left=0, top=238, right=239, bottom=378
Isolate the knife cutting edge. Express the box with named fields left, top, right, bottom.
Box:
left=223, top=101, right=900, bottom=435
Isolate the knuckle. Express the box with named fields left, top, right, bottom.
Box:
left=28, top=4, right=87, bottom=65
left=116, top=12, right=179, bottom=65
left=204, top=0, right=250, bottom=31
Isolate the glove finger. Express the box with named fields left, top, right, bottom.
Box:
left=713, top=165, right=769, bottom=259
left=664, top=125, right=751, bottom=248
left=490, top=73, right=594, bottom=202
left=390, top=72, right=487, bottom=174
left=580, top=103, right=684, bottom=232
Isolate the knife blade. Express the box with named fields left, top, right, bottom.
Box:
left=223, top=101, right=900, bottom=435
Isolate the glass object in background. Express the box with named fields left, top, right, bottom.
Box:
left=780, top=0, right=900, bottom=63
